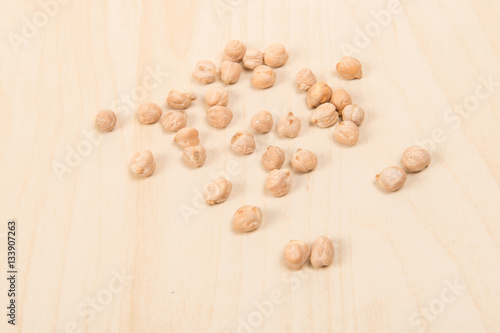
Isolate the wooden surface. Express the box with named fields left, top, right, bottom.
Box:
left=1, top=0, right=500, bottom=332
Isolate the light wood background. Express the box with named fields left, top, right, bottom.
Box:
left=1, top=0, right=500, bottom=332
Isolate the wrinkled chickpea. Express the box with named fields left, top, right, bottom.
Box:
left=336, top=56, right=362, bottom=80
left=334, top=121, right=359, bottom=146
left=220, top=60, right=242, bottom=85
left=331, top=89, right=352, bottom=114
left=167, top=90, right=197, bottom=109
left=263, top=43, right=288, bottom=68
left=233, top=205, right=263, bottom=232
left=310, top=236, right=334, bottom=268
left=262, top=145, right=285, bottom=171
left=265, top=169, right=292, bottom=197
left=205, top=87, right=229, bottom=107
left=311, top=103, right=338, bottom=128
left=223, top=39, right=246, bottom=62
left=277, top=112, right=301, bottom=138
left=129, top=150, right=156, bottom=177
left=206, top=106, right=233, bottom=128
left=204, top=177, right=232, bottom=205
left=291, top=149, right=318, bottom=173
left=231, top=130, right=256, bottom=155
left=284, top=240, right=310, bottom=270
left=192, top=60, right=218, bottom=84
left=376, top=166, right=407, bottom=192
left=251, top=111, right=274, bottom=133
left=183, top=145, right=206, bottom=168
left=296, top=68, right=317, bottom=91
left=160, top=110, right=187, bottom=132
left=307, top=82, right=332, bottom=109
left=342, top=105, right=364, bottom=126
left=243, top=49, right=263, bottom=69
left=251, top=65, right=276, bottom=89
left=95, top=109, right=117, bottom=132
left=174, top=127, right=200, bottom=148
left=137, top=102, right=162, bottom=124
left=402, top=146, right=431, bottom=172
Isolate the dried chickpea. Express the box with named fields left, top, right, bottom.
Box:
left=376, top=166, right=407, bottom=192
left=296, top=68, right=317, bottom=91
left=265, top=169, right=292, bottom=197
left=206, top=106, right=233, bottom=128
left=336, top=56, right=362, bottom=80
left=233, top=205, right=263, bottom=232
left=231, top=130, right=256, bottom=155
left=334, top=121, right=359, bottom=146
left=307, top=82, right=332, bottom=109
left=160, top=110, right=187, bottom=132
left=204, top=177, right=232, bottom=205
left=310, top=236, right=334, bottom=268
left=220, top=60, right=242, bottom=85
left=331, top=89, right=352, bottom=114
left=277, top=112, right=301, bottom=138
left=263, top=43, right=288, bottom=68
left=310, top=103, right=338, bottom=128
left=223, top=39, right=246, bottom=62
left=183, top=145, right=206, bottom=168
left=402, top=146, right=431, bottom=172
left=291, top=149, right=318, bottom=173
left=129, top=150, right=155, bottom=177
left=251, top=65, right=276, bottom=89
left=284, top=240, right=310, bottom=270
left=192, top=60, right=218, bottom=84
left=205, top=87, right=229, bottom=107
left=137, top=102, right=162, bottom=124
left=251, top=111, right=274, bottom=133
left=262, top=145, right=285, bottom=171
left=174, top=127, right=200, bottom=148
left=342, top=105, right=364, bottom=126
left=243, top=49, right=263, bottom=69
left=167, top=90, right=197, bottom=109
left=95, top=109, right=117, bottom=132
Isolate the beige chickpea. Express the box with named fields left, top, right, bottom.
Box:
left=220, top=60, right=242, bottom=85
left=160, top=110, right=187, bottom=132
left=402, top=146, right=431, bottom=172
left=129, top=150, right=156, bottom=177
left=331, top=89, right=352, bottom=114
left=231, top=130, right=256, bottom=155
left=263, top=43, right=288, bottom=68
left=296, top=68, right=317, bottom=91
left=310, top=236, right=334, bottom=268
left=206, top=106, right=233, bottom=128
left=137, top=102, right=162, bottom=124
left=310, top=103, right=338, bottom=128
left=233, top=205, right=263, bottom=232
left=306, top=82, right=333, bottom=109
left=243, top=49, right=263, bottom=69
left=334, top=121, right=359, bottom=146
left=262, top=145, right=285, bottom=171
left=251, top=65, right=276, bottom=89
left=95, top=109, right=117, bottom=132
left=265, top=169, right=292, bottom=197
left=277, top=112, right=301, bottom=138
left=174, top=127, right=200, bottom=148
left=205, top=87, right=229, bottom=107
left=167, top=90, right=197, bottom=109
left=342, top=105, right=364, bottom=126
left=251, top=111, right=274, bottom=133
left=376, top=166, right=407, bottom=192
left=336, top=56, right=362, bottom=80
left=223, top=39, right=246, bottom=62
left=204, top=177, right=232, bottom=205
left=291, top=149, right=318, bottom=173
left=192, top=60, right=218, bottom=84
left=183, top=145, right=206, bottom=168
left=284, top=240, right=310, bottom=270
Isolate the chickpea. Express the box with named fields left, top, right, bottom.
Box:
left=137, top=102, right=162, bottom=124
left=231, top=130, right=256, bottom=155
left=262, top=145, right=285, bottom=171
left=129, top=150, right=156, bottom=177
left=263, top=43, right=288, bottom=68
left=402, top=146, right=431, bottom=172
left=277, top=112, right=301, bottom=138
left=206, top=106, right=233, bottom=128
left=204, top=177, right=232, bottom=205
left=331, top=89, right=352, bottom=114
left=223, top=39, right=246, bottom=62
left=220, top=60, right=242, bottom=85
left=160, top=110, right=187, bottom=132
left=265, top=169, right=292, bottom=197
left=291, top=149, right=318, bottom=173
left=243, top=49, right=263, bottom=69
left=376, top=166, right=407, bottom=192
left=284, top=240, right=310, bottom=270
left=310, top=236, right=334, bottom=268
left=167, top=90, right=197, bottom=109
left=342, top=105, right=364, bottom=126
left=307, top=82, right=332, bottom=109
left=251, top=111, right=274, bottom=133
left=336, top=56, right=362, bottom=80
left=310, top=103, right=338, bottom=128
left=205, top=86, right=229, bottom=107
left=296, top=68, right=317, bottom=91
left=174, top=127, right=200, bottom=148
left=95, top=109, right=117, bottom=132
left=192, top=60, right=218, bottom=84
left=334, top=121, right=359, bottom=146
left=251, top=65, right=276, bottom=89
left=182, top=145, right=206, bottom=168
left=233, top=205, right=263, bottom=232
